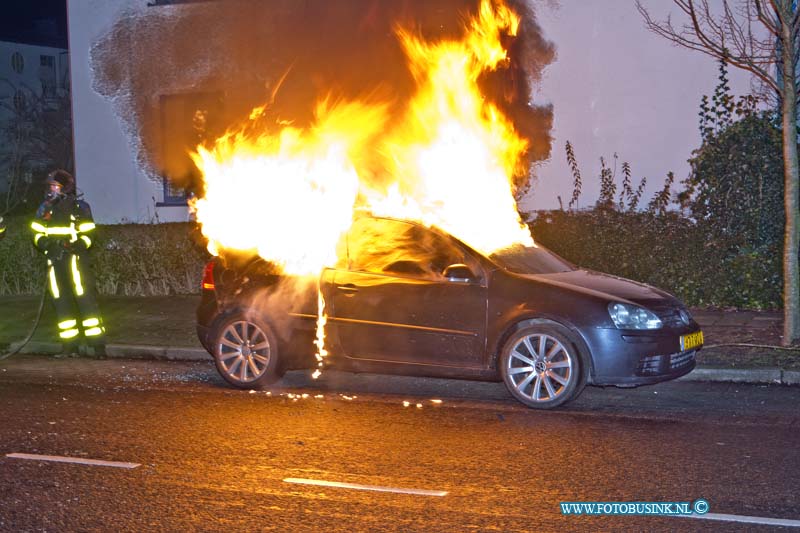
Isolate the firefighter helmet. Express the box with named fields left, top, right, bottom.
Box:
left=46, top=169, right=75, bottom=195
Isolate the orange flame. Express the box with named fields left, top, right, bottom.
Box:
left=312, top=287, right=327, bottom=379
left=364, top=0, right=533, bottom=253
left=190, top=100, right=388, bottom=276
left=191, top=0, right=533, bottom=270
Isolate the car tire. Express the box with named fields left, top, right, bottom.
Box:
left=499, top=323, right=587, bottom=409
left=210, top=311, right=283, bottom=389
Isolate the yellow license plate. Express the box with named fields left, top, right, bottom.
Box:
left=680, top=331, right=704, bottom=351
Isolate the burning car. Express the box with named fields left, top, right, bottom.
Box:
left=196, top=215, right=702, bottom=409
left=188, top=0, right=702, bottom=409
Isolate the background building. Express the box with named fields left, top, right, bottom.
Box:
left=0, top=33, right=69, bottom=215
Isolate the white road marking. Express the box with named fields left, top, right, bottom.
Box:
left=283, top=477, right=447, bottom=497
left=682, top=512, right=800, bottom=528
left=5, top=453, right=140, bottom=469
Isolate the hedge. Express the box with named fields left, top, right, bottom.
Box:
left=530, top=209, right=782, bottom=310
left=0, top=211, right=782, bottom=309
left=0, top=216, right=208, bottom=296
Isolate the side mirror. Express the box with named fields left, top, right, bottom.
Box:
left=442, top=263, right=476, bottom=283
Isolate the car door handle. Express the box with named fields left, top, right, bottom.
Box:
left=336, top=284, right=359, bottom=293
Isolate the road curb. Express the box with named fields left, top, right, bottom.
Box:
left=8, top=341, right=210, bottom=361
left=106, top=344, right=211, bottom=361
left=679, top=366, right=798, bottom=385
left=5, top=342, right=797, bottom=385
left=782, top=370, right=800, bottom=385
left=9, top=341, right=61, bottom=355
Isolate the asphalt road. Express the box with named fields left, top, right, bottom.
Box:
left=0, top=356, right=798, bottom=532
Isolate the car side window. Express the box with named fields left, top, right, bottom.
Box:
left=347, top=218, right=468, bottom=280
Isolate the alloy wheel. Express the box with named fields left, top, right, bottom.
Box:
left=217, top=320, right=272, bottom=383
left=505, top=333, right=574, bottom=403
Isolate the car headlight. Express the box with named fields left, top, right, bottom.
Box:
left=608, top=302, right=663, bottom=330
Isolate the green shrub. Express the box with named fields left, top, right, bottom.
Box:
left=2, top=210, right=780, bottom=309
left=0, top=216, right=208, bottom=296
left=530, top=209, right=781, bottom=310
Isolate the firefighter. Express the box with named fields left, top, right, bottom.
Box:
left=0, top=215, right=6, bottom=239
left=31, top=170, right=105, bottom=356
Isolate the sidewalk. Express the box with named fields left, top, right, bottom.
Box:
left=1, top=295, right=798, bottom=385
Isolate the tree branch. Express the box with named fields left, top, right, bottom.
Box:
left=637, top=0, right=781, bottom=93
left=753, top=0, right=780, bottom=36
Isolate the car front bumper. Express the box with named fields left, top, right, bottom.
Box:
left=583, top=327, right=701, bottom=386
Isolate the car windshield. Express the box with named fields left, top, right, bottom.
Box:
left=489, top=244, right=575, bottom=274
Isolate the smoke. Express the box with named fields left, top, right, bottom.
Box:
left=213, top=251, right=318, bottom=343
left=90, top=0, right=554, bottom=192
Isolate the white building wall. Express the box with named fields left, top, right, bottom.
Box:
left=67, top=0, right=188, bottom=224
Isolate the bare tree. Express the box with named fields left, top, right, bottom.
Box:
left=0, top=80, right=73, bottom=215
left=637, top=0, right=800, bottom=346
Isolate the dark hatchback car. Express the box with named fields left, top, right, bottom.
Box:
left=197, top=216, right=703, bottom=409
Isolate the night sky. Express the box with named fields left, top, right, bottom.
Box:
left=0, top=0, right=67, bottom=49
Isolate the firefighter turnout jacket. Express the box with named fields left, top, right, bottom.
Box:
left=31, top=197, right=105, bottom=341
left=0, top=215, right=5, bottom=239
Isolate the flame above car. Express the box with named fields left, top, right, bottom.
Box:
left=189, top=0, right=534, bottom=277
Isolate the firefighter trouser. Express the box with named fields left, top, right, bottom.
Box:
left=46, top=253, right=104, bottom=341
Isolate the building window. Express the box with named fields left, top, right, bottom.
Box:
left=157, top=91, right=223, bottom=206
left=163, top=179, right=189, bottom=205
left=59, top=51, right=70, bottom=90
left=147, top=0, right=213, bottom=5
left=11, top=52, right=24, bottom=74
left=13, top=89, right=26, bottom=111
left=40, top=55, right=57, bottom=98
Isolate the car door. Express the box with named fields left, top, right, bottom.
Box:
left=328, top=218, right=487, bottom=367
